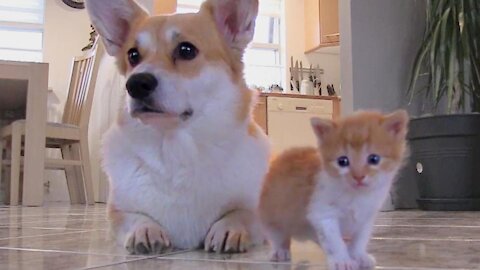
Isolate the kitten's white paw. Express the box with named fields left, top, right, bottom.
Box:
left=270, top=248, right=291, bottom=262
left=353, top=253, right=376, bottom=269
left=328, top=258, right=359, bottom=270
left=124, top=222, right=171, bottom=255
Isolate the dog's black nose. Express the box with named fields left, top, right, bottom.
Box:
left=126, top=73, right=158, bottom=100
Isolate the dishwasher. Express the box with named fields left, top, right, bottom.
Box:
left=267, top=97, right=333, bottom=155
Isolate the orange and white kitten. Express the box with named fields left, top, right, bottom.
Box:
left=258, top=110, right=409, bottom=270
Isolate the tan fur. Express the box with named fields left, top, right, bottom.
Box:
left=115, top=7, right=253, bottom=126
left=107, top=204, right=124, bottom=232
left=88, top=0, right=268, bottom=255
left=318, top=111, right=408, bottom=178
left=258, top=147, right=321, bottom=234
left=258, top=110, right=409, bottom=264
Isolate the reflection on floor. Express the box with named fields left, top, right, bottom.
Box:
left=0, top=204, right=479, bottom=269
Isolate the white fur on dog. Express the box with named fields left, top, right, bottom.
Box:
left=103, top=65, right=270, bottom=249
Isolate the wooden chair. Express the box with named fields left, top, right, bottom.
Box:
left=0, top=41, right=104, bottom=205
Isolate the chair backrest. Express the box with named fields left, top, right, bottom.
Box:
left=62, top=39, right=104, bottom=129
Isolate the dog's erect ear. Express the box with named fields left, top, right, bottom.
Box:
left=85, top=0, right=148, bottom=56
left=201, top=0, right=259, bottom=52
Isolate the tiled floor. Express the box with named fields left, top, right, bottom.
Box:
left=0, top=204, right=479, bottom=270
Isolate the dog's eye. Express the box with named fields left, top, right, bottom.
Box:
left=127, top=48, right=142, bottom=67
left=174, top=42, right=198, bottom=61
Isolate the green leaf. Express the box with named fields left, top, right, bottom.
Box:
left=407, top=0, right=480, bottom=113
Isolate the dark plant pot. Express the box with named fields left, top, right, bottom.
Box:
left=408, top=114, right=480, bottom=211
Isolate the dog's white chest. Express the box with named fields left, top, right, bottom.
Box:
left=103, top=124, right=269, bottom=249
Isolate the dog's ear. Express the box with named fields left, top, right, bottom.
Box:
left=85, top=0, right=148, bottom=56
left=201, top=0, right=259, bottom=53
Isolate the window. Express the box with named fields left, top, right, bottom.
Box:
left=0, top=0, right=45, bottom=62
left=177, top=0, right=284, bottom=89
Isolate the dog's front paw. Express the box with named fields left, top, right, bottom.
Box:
left=125, top=222, right=171, bottom=255
left=352, top=253, right=376, bottom=269
left=270, top=248, right=291, bottom=262
left=327, top=257, right=359, bottom=270
left=204, top=218, right=251, bottom=253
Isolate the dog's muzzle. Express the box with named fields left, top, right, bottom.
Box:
left=126, top=72, right=158, bottom=100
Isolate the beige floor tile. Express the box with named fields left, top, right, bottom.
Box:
left=0, top=216, right=108, bottom=230
left=0, top=205, right=478, bottom=270
left=369, top=238, right=480, bottom=269
left=0, top=248, right=138, bottom=270
left=0, top=227, right=92, bottom=240
left=90, top=257, right=325, bottom=270
left=372, top=225, right=480, bottom=240
left=0, top=229, right=125, bottom=256
left=157, top=241, right=326, bottom=266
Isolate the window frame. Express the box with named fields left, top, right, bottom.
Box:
left=176, top=0, right=285, bottom=88
left=0, top=0, right=45, bottom=62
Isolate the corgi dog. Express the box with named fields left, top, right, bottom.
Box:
left=85, top=0, right=270, bottom=254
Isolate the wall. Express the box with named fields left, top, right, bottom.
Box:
left=43, top=0, right=92, bottom=104
left=341, top=0, right=426, bottom=114
left=339, top=0, right=353, bottom=115
left=339, top=0, right=426, bottom=209
left=284, top=0, right=341, bottom=94
left=42, top=0, right=154, bottom=202
left=42, top=0, right=92, bottom=202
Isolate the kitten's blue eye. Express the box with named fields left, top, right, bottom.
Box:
left=368, top=154, right=381, bottom=165
left=337, top=156, right=350, bottom=167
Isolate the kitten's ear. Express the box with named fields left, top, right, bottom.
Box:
left=201, top=0, right=259, bottom=52
left=311, top=117, right=336, bottom=143
left=383, top=110, right=409, bottom=139
left=85, top=0, right=148, bottom=56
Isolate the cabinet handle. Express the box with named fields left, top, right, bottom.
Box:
left=295, top=106, right=307, bottom=111
left=325, top=33, right=340, bottom=38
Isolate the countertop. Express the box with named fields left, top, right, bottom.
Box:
left=259, top=92, right=341, bottom=101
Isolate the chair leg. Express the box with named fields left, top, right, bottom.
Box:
left=61, top=144, right=83, bottom=204
left=0, top=139, right=4, bottom=203
left=71, top=143, right=87, bottom=204
left=79, top=135, right=94, bottom=205
left=10, top=124, right=22, bottom=206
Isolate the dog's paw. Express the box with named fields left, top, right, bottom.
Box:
left=125, top=222, right=171, bottom=255
left=327, top=257, right=359, bottom=270
left=204, top=218, right=251, bottom=253
left=353, top=253, right=376, bottom=269
left=270, top=248, right=291, bottom=262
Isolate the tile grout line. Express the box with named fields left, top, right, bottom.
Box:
left=80, top=254, right=475, bottom=270
left=0, top=225, right=105, bottom=232
left=0, top=246, right=476, bottom=270
left=377, top=266, right=476, bottom=270
left=372, top=236, right=480, bottom=242
left=376, top=217, right=480, bottom=220
left=0, top=246, right=149, bottom=258
left=81, top=250, right=196, bottom=270
left=150, top=255, right=324, bottom=267
left=374, top=224, right=480, bottom=228
left=0, top=229, right=104, bottom=241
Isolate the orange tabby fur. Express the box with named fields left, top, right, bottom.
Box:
left=258, top=110, right=409, bottom=270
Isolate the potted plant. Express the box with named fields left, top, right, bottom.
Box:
left=406, top=0, right=480, bottom=210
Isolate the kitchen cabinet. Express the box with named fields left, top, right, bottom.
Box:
left=305, top=0, right=340, bottom=53
left=254, top=96, right=268, bottom=133
left=253, top=93, right=341, bottom=154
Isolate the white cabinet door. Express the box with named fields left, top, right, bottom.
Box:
left=267, top=97, right=333, bottom=155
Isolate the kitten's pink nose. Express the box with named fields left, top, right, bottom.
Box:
left=353, top=175, right=366, bottom=183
